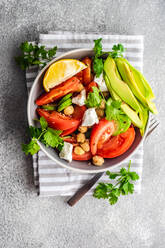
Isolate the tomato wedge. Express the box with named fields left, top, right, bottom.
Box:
left=75, top=70, right=83, bottom=83
left=61, top=127, right=78, bottom=137
left=82, top=57, right=92, bottom=85
left=90, top=119, right=115, bottom=155
left=62, top=137, right=78, bottom=146
left=37, top=105, right=86, bottom=131
left=86, top=81, right=98, bottom=93
left=72, top=151, right=92, bottom=161
left=97, top=126, right=135, bottom=158
left=36, top=77, right=81, bottom=106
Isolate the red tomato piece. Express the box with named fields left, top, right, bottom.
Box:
left=75, top=71, right=83, bottom=83
left=36, top=77, right=81, bottom=106
left=97, top=126, right=135, bottom=158
left=82, top=57, right=93, bottom=85
left=90, top=119, right=115, bottom=155
left=72, top=151, right=92, bottom=161
left=61, top=126, right=78, bottom=137
left=62, top=137, right=78, bottom=146
left=86, top=81, right=98, bottom=93
left=37, top=105, right=86, bottom=131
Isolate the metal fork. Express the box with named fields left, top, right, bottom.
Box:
left=67, top=117, right=159, bottom=207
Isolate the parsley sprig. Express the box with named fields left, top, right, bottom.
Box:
left=15, top=41, right=57, bottom=70
left=105, top=98, right=131, bottom=135
left=93, top=161, right=139, bottom=205
left=85, top=86, right=103, bottom=108
left=93, top=38, right=125, bottom=77
left=22, top=117, right=64, bottom=155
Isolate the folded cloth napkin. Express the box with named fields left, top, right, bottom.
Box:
left=26, top=32, right=146, bottom=196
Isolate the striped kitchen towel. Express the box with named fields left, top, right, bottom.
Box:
left=26, top=32, right=145, bottom=196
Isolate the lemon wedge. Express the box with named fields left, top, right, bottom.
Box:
left=43, top=59, right=87, bottom=92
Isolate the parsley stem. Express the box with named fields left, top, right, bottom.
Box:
left=128, top=160, right=131, bottom=172
left=37, top=129, right=47, bottom=141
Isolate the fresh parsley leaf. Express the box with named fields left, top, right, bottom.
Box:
left=128, top=171, right=139, bottom=181
left=15, top=42, right=57, bottom=70
left=93, top=161, right=139, bottom=205
left=105, top=98, right=131, bottom=135
left=93, top=38, right=104, bottom=77
left=93, top=183, right=109, bottom=199
left=110, top=44, right=125, bottom=58
left=128, top=182, right=134, bottom=194
left=109, top=194, right=118, bottom=205
left=22, top=139, right=40, bottom=155
left=93, top=57, right=104, bottom=78
left=120, top=167, right=128, bottom=176
left=94, top=38, right=103, bottom=56
left=22, top=117, right=64, bottom=155
left=85, top=86, right=102, bottom=108
left=40, top=116, right=48, bottom=130
left=106, top=171, right=119, bottom=179
left=28, top=126, right=42, bottom=139
left=43, top=130, right=64, bottom=149
left=92, top=39, right=125, bottom=77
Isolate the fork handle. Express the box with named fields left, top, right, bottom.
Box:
left=67, top=172, right=104, bottom=206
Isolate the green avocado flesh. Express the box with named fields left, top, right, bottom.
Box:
left=104, top=57, right=141, bottom=112
left=115, top=57, right=157, bottom=114
left=104, top=75, right=142, bottom=128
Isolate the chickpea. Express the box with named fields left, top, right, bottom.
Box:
left=92, top=155, right=104, bottom=166
left=78, top=126, right=88, bottom=133
left=77, top=83, right=84, bottom=92
left=80, top=141, right=90, bottom=152
left=74, top=146, right=85, bottom=155
left=96, top=108, right=104, bottom=118
left=100, top=99, right=106, bottom=109
left=64, top=105, right=74, bottom=115
left=76, top=133, right=86, bottom=143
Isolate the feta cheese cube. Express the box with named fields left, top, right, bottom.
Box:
left=59, top=142, right=73, bottom=163
left=72, top=89, right=86, bottom=106
left=81, top=108, right=99, bottom=127
left=94, top=73, right=108, bottom=92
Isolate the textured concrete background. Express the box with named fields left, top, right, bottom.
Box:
left=0, top=0, right=165, bottom=247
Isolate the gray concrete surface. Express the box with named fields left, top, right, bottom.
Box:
left=0, top=0, right=165, bottom=247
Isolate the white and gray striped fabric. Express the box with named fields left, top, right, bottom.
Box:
left=26, top=32, right=146, bottom=196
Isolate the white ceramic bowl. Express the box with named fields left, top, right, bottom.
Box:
left=27, top=49, right=149, bottom=173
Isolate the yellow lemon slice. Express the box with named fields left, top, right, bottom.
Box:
left=43, top=59, right=87, bottom=92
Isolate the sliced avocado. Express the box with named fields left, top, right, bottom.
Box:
left=120, top=57, right=155, bottom=100
left=104, top=75, right=143, bottom=128
left=138, top=102, right=149, bottom=136
left=115, top=58, right=157, bottom=114
left=104, top=57, right=141, bottom=112
left=115, top=58, right=147, bottom=105
left=146, top=100, right=158, bottom=114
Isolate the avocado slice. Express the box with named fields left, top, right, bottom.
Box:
left=104, top=75, right=142, bottom=128
left=115, top=58, right=157, bottom=114
left=104, top=57, right=141, bottom=112
left=121, top=58, right=155, bottom=100
left=115, top=58, right=147, bottom=104
left=138, top=102, right=149, bottom=136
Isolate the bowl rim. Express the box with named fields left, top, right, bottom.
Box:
left=27, top=48, right=149, bottom=173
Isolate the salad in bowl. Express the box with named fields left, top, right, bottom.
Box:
left=24, top=39, right=157, bottom=171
